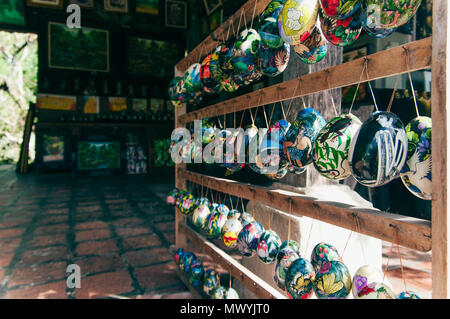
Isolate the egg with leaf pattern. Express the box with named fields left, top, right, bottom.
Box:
left=257, top=230, right=282, bottom=264
left=285, top=257, right=316, bottom=299
left=313, top=261, right=352, bottom=299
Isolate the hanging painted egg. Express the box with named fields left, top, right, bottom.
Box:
left=210, top=45, right=229, bottom=83
left=239, top=211, right=255, bottom=227
left=314, top=261, right=352, bottom=299
left=215, top=204, right=230, bottom=216
left=178, top=193, right=196, bottom=215
left=294, top=20, right=328, bottom=64
left=221, top=77, right=240, bottom=93
left=200, top=53, right=223, bottom=95
left=202, top=118, right=217, bottom=145
left=179, top=251, right=196, bottom=272
left=227, top=209, right=241, bottom=220
left=183, top=63, right=203, bottom=93
left=398, top=291, right=421, bottom=299
left=257, top=230, right=282, bottom=264
left=212, top=286, right=227, bottom=299
left=360, top=282, right=397, bottom=299
left=174, top=248, right=184, bottom=264
left=236, top=124, right=259, bottom=164
left=195, top=197, right=212, bottom=210
left=192, top=204, right=211, bottom=229
left=189, top=263, right=205, bottom=287
left=224, top=130, right=246, bottom=175
left=313, top=113, right=362, bottom=180
left=225, top=288, right=240, bottom=299
left=222, top=218, right=243, bottom=249
left=175, top=78, right=195, bottom=105
left=203, top=269, right=220, bottom=296
left=278, top=240, right=302, bottom=263
left=168, top=77, right=184, bottom=108
left=310, top=242, right=340, bottom=272
left=362, top=0, right=422, bottom=30
left=187, top=90, right=204, bottom=106
left=206, top=211, right=228, bottom=238
left=349, top=111, right=408, bottom=187
left=283, top=108, right=327, bottom=168
left=219, top=39, right=236, bottom=75
left=175, top=189, right=188, bottom=207
left=166, top=188, right=179, bottom=206
left=274, top=247, right=300, bottom=290
left=258, top=120, right=292, bottom=174
left=237, top=222, right=264, bottom=257
left=352, top=265, right=393, bottom=299
left=320, top=0, right=362, bottom=20
left=260, top=0, right=287, bottom=49
left=363, top=24, right=396, bottom=38
left=319, top=8, right=362, bottom=47
left=278, top=0, right=320, bottom=45
left=285, top=257, right=316, bottom=299
left=400, top=116, right=432, bottom=201
left=257, top=42, right=291, bottom=77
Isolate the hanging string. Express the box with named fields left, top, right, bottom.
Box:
left=280, top=101, right=287, bottom=121
left=387, top=75, right=400, bottom=113
left=229, top=270, right=232, bottom=289
left=268, top=103, right=276, bottom=127
left=238, top=109, right=246, bottom=129
left=394, top=227, right=408, bottom=292
left=408, top=72, right=420, bottom=118
left=240, top=197, right=245, bottom=213
left=285, top=79, right=301, bottom=120
left=382, top=236, right=396, bottom=285
left=233, top=196, right=239, bottom=212
left=340, top=230, right=353, bottom=263
left=348, top=60, right=368, bottom=115
left=197, top=42, right=207, bottom=64
left=217, top=115, right=223, bottom=129
left=354, top=213, right=367, bottom=263
left=250, top=0, right=259, bottom=30
left=305, top=219, right=315, bottom=257
left=263, top=105, right=269, bottom=128
left=268, top=210, right=272, bottom=230
left=364, top=57, right=380, bottom=112
left=287, top=199, right=292, bottom=242
left=229, top=193, right=234, bottom=210
left=326, top=70, right=339, bottom=117
left=236, top=8, right=245, bottom=37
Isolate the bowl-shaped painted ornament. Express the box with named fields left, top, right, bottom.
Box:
left=200, top=54, right=223, bottom=95
left=239, top=211, right=255, bottom=227
left=174, top=248, right=184, bottom=264
left=349, top=111, right=408, bottom=187
left=314, top=261, right=352, bottom=299
left=166, top=188, right=179, bottom=206
left=168, top=77, right=184, bottom=108
left=283, top=108, right=327, bottom=168
left=259, top=1, right=286, bottom=49
left=313, top=113, right=362, bottom=180
left=189, top=263, right=205, bottom=287
left=237, top=222, right=264, bottom=257
left=320, top=0, right=362, bottom=20
left=278, top=0, right=319, bottom=45
left=398, top=291, right=421, bottom=299
left=192, top=204, right=211, bottom=229
left=179, top=251, right=196, bottom=272
left=294, top=21, right=328, bottom=64
left=203, top=269, right=220, bottom=296
left=206, top=211, right=228, bottom=238
left=352, top=265, right=393, bottom=299
left=310, top=242, right=340, bottom=272
left=400, top=116, right=432, bottom=201
left=178, top=193, right=196, bottom=215
left=183, top=63, right=203, bottom=93
left=278, top=240, right=302, bottom=263
left=222, top=218, right=243, bottom=249
left=257, top=42, right=290, bottom=77
left=212, top=286, right=227, bottom=299
left=225, top=288, right=240, bottom=299
left=274, top=247, right=300, bottom=290
left=257, top=230, right=282, bottom=264
left=285, top=257, right=316, bottom=299
left=319, top=8, right=362, bottom=47
left=362, top=0, right=422, bottom=30
left=363, top=24, right=396, bottom=38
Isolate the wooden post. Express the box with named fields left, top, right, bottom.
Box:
left=432, top=0, right=450, bottom=299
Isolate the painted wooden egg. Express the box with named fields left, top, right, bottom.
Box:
left=363, top=24, right=396, bottom=38
left=278, top=240, right=302, bottom=263
left=224, top=130, right=246, bottom=174
left=168, top=77, right=184, bottom=108
left=313, top=113, right=362, bottom=180
left=215, top=204, right=230, bottom=216
left=257, top=230, right=282, bottom=264
left=349, top=111, right=408, bottom=187
left=239, top=211, right=255, bottom=227
left=187, top=90, right=204, bottom=106
left=174, top=78, right=195, bottom=105
left=285, top=257, right=316, bottom=299
left=258, top=120, right=292, bottom=174
left=175, top=189, right=188, bottom=207
left=189, top=262, right=205, bottom=287
left=192, top=204, right=211, bottom=229
left=166, top=188, right=179, bottom=206
left=183, top=63, right=203, bottom=93
left=319, top=8, right=362, bottom=47
left=200, top=53, right=223, bottom=95
left=283, top=108, right=327, bottom=168
left=236, top=124, right=259, bottom=164
left=179, top=251, right=196, bottom=272
left=212, top=286, right=227, bottom=299
left=320, top=0, right=362, bottom=20
left=278, top=0, right=319, bottom=45
left=294, top=21, right=328, bottom=64
left=314, top=261, right=352, bottom=299
left=274, top=247, right=300, bottom=290
left=360, top=282, right=396, bottom=299
left=259, top=0, right=286, bottom=49
left=311, top=242, right=340, bottom=272
left=206, top=211, right=228, bottom=238
left=195, top=197, right=212, bottom=210
left=202, top=118, right=217, bottom=145
left=352, top=265, right=387, bottom=299
left=400, top=116, right=432, bottom=201
left=257, top=42, right=291, bottom=77
left=178, top=193, right=196, bottom=215
left=362, top=0, right=422, bottom=30
left=209, top=45, right=229, bottom=82
left=174, top=248, right=184, bottom=265
left=398, top=291, right=421, bottom=299
left=222, top=218, right=243, bottom=249
left=237, top=222, right=264, bottom=257
left=221, top=77, right=240, bottom=93
left=203, top=269, right=220, bottom=296
left=225, top=288, right=240, bottom=299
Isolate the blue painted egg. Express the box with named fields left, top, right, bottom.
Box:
left=278, top=240, right=302, bottom=263
left=174, top=248, right=184, bottom=264
left=398, top=291, right=421, bottom=299
left=179, top=251, right=196, bottom=272
left=311, top=242, right=340, bottom=272
left=259, top=0, right=286, bottom=49
left=257, top=42, right=290, bottom=77
left=260, top=119, right=291, bottom=171
left=274, top=247, right=300, bottom=290
left=285, top=257, right=316, bottom=299
left=203, top=269, right=220, bottom=296
left=189, top=262, right=205, bottom=287
left=183, top=63, right=203, bottom=93
left=314, top=260, right=352, bottom=299
left=237, top=222, right=264, bottom=257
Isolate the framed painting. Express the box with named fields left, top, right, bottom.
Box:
left=203, top=0, right=221, bottom=15
left=36, top=94, right=77, bottom=111
left=108, top=97, right=127, bottom=112
left=104, top=0, right=128, bottom=13
left=26, top=0, right=63, bottom=9
left=0, top=0, right=26, bottom=26
left=165, top=0, right=187, bottom=29
left=42, top=134, right=65, bottom=163
left=342, top=46, right=368, bottom=104
left=48, top=22, right=110, bottom=72
left=68, top=0, right=94, bottom=8
left=82, top=96, right=99, bottom=114
left=136, top=0, right=159, bottom=15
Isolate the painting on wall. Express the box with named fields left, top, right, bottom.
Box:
left=128, top=37, right=179, bottom=77
left=78, top=141, right=121, bottom=170
left=108, top=97, right=127, bottom=112
left=0, top=0, right=26, bottom=26
left=165, top=0, right=187, bottom=29
left=82, top=96, right=99, bottom=114
left=27, top=0, right=63, bottom=9
left=48, top=22, right=109, bottom=72
left=104, top=0, right=128, bottom=13
left=136, top=0, right=159, bottom=15
left=42, top=134, right=65, bottom=163
left=36, top=94, right=77, bottom=111
left=342, top=46, right=368, bottom=104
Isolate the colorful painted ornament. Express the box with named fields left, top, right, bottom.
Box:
left=237, top=222, right=264, bottom=257
left=225, top=288, right=240, bottom=299
left=349, top=111, right=408, bottom=187
left=168, top=77, right=184, bottom=108
left=278, top=0, right=320, bottom=45
left=203, top=269, right=220, bottom=296
left=174, top=248, right=184, bottom=265
left=257, top=230, right=282, bottom=264
left=175, top=189, right=188, bottom=207
left=259, top=0, right=287, bottom=49
left=179, top=251, right=196, bottom=272
left=287, top=164, right=307, bottom=174
left=352, top=265, right=393, bottom=299
left=209, top=44, right=240, bottom=93
left=319, top=8, right=362, bottom=47
left=320, top=0, right=362, bottom=20
left=398, top=291, right=421, bottom=299
left=200, top=53, right=223, bottom=95
left=227, top=209, right=241, bottom=220
left=400, top=116, right=432, bottom=201
left=192, top=204, right=211, bottom=230
left=174, top=78, right=195, bottom=105
left=278, top=240, right=302, bottom=263
left=294, top=21, right=328, bottom=64
left=189, top=262, right=205, bottom=287
left=187, top=90, right=204, bottom=106
left=265, top=167, right=288, bottom=180
left=313, top=113, right=362, bottom=180
left=239, top=211, right=255, bottom=227
left=285, top=257, right=316, bottom=299
left=215, top=204, right=230, bottom=216
left=202, top=118, right=217, bottom=145
left=310, top=242, right=340, bottom=272
left=314, top=261, right=352, bottom=299
left=219, top=39, right=236, bottom=75
left=222, top=218, right=243, bottom=249
left=362, top=0, right=422, bottom=30
left=195, top=197, right=212, bottom=210
left=224, top=130, right=246, bottom=175
left=206, top=211, right=228, bottom=238
left=257, top=42, right=291, bottom=77
left=178, top=193, right=196, bottom=215
left=274, top=246, right=300, bottom=290
left=183, top=63, right=203, bottom=93
left=166, top=188, right=179, bottom=206
left=212, top=286, right=227, bottom=299
left=283, top=108, right=327, bottom=168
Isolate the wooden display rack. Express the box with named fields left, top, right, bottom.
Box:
left=174, top=0, right=449, bottom=299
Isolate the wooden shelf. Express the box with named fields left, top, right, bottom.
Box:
left=35, top=122, right=173, bottom=129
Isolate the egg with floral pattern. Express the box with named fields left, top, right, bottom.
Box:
left=258, top=120, right=291, bottom=174
left=274, top=247, right=300, bottom=290
left=224, top=130, right=246, bottom=175
left=314, top=261, right=352, bottom=299
left=209, top=45, right=240, bottom=92
left=166, top=188, right=179, bottom=206
left=189, top=262, right=205, bottom=287
left=174, top=248, right=184, bottom=265
left=203, top=269, right=220, bottom=296
left=320, top=0, right=362, bottom=20
left=195, top=197, right=212, bottom=210
left=294, top=21, right=328, bottom=64
left=398, top=291, right=421, bottom=299
left=257, top=42, right=290, bottom=77
left=174, top=78, right=195, bottom=105
left=257, top=230, right=282, bottom=264
left=178, top=193, right=196, bottom=215
left=362, top=0, right=422, bottom=30
left=192, top=204, right=211, bottom=229
left=278, top=240, right=302, bottom=263
left=285, top=257, right=316, bottom=299
left=215, top=204, right=230, bottom=216
left=400, top=116, right=432, bottom=201
left=206, top=211, right=228, bottom=238
left=175, top=189, right=188, bottom=207
left=222, top=218, right=243, bottom=249
left=352, top=265, right=394, bottom=299
left=313, top=113, right=362, bottom=180
left=227, top=209, right=241, bottom=220
left=183, top=63, right=203, bottom=93
left=310, top=242, right=340, bottom=272
left=319, top=7, right=362, bottom=47
left=200, top=53, right=223, bottom=95
left=219, top=39, right=236, bottom=75
left=278, top=0, right=319, bottom=45
left=237, top=222, right=264, bottom=257
left=259, top=0, right=286, bottom=49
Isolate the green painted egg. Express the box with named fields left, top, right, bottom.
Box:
left=212, top=286, right=227, bottom=299
left=178, top=193, right=196, bottom=215
left=285, top=257, right=316, bottom=299
left=192, top=204, right=211, bottom=229
left=206, top=211, right=228, bottom=238
left=274, top=247, right=300, bottom=290
left=257, top=230, right=282, bottom=264
left=259, top=0, right=286, bottom=49
left=320, top=0, right=362, bottom=20
left=313, top=260, right=352, bottom=299
left=183, top=63, right=203, bottom=93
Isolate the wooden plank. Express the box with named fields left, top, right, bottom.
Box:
left=179, top=169, right=432, bottom=252
left=432, top=0, right=450, bottom=299
left=175, top=0, right=272, bottom=74
left=179, top=37, right=432, bottom=124
left=179, top=221, right=287, bottom=299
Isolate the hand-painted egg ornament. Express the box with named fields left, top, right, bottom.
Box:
left=178, top=193, right=196, bottom=215
left=166, top=188, right=179, bottom=206
left=200, top=54, right=223, bottom=95
left=189, top=262, right=205, bottom=287
left=209, top=45, right=240, bottom=93
left=227, top=209, right=241, bottom=220
left=319, top=8, right=362, bottom=47
left=174, top=248, right=184, bottom=265
left=175, top=189, right=188, bottom=207
left=352, top=265, right=393, bottom=299
left=258, top=120, right=292, bottom=174
left=219, top=39, right=236, bottom=75
left=257, top=42, right=291, bottom=77
left=203, top=269, right=220, bottom=296
left=278, top=0, right=319, bottom=45
left=174, top=78, right=195, bottom=105
left=192, top=204, right=211, bottom=229
left=283, top=108, right=327, bottom=168
left=215, top=204, right=230, bottom=216
left=310, top=242, right=340, bottom=272
left=362, top=0, right=422, bottom=30
left=222, top=218, right=243, bottom=249
left=221, top=77, right=240, bottom=93
left=236, top=124, right=259, bottom=164
left=349, top=111, right=408, bottom=187
left=314, top=261, right=352, bottom=299
left=278, top=240, right=302, bottom=263
left=398, top=291, right=421, bottom=299
left=320, top=0, right=362, bottom=20
left=239, top=211, right=255, bottom=227
left=179, top=251, right=196, bottom=272
left=206, top=211, right=228, bottom=238
left=183, top=63, right=203, bottom=93
left=237, top=222, right=264, bottom=257
left=363, top=24, right=396, bottom=38
left=274, top=247, right=300, bottom=290
left=195, top=197, right=212, bottom=210
left=294, top=21, right=328, bottom=64
left=285, top=257, right=316, bottom=299
left=313, top=113, right=362, bottom=180
left=257, top=230, right=282, bottom=264
left=225, top=288, right=240, bottom=299
left=168, top=77, right=184, bottom=108
left=212, top=286, right=227, bottom=299
left=400, top=116, right=432, bottom=201
left=259, top=1, right=287, bottom=49
left=224, top=130, right=246, bottom=175
left=187, top=90, right=204, bottom=106
left=359, top=282, right=396, bottom=299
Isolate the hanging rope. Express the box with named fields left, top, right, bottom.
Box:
left=287, top=199, right=292, bottom=241
left=364, top=58, right=380, bottom=112
left=280, top=101, right=287, bottom=121
left=408, top=72, right=420, bottom=118
left=250, top=0, right=259, bottom=30
left=305, top=219, right=315, bottom=257
left=229, top=193, right=234, bottom=210
left=326, top=70, right=339, bottom=117
left=285, top=79, right=302, bottom=120
left=387, top=75, right=400, bottom=113
left=239, top=109, right=246, bottom=129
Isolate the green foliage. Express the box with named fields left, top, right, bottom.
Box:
left=0, top=31, right=38, bottom=164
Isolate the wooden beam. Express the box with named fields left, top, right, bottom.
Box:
left=175, top=0, right=272, bottom=74
left=432, top=0, right=450, bottom=299
left=179, top=169, right=432, bottom=252
left=179, top=37, right=432, bottom=124
left=178, top=221, right=287, bottom=299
